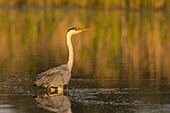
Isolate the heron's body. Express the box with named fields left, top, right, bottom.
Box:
left=34, top=64, right=71, bottom=87
left=33, top=27, right=88, bottom=93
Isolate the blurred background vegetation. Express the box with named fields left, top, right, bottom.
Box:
left=0, top=8, right=170, bottom=83
left=0, top=0, right=170, bottom=86
left=0, top=0, right=170, bottom=9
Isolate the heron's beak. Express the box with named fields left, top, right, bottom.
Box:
left=77, top=28, right=89, bottom=33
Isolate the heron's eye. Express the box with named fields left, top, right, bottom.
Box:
left=76, top=28, right=80, bottom=31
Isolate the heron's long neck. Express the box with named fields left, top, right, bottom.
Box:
left=66, top=33, right=74, bottom=72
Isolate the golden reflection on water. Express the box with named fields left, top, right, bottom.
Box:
left=0, top=9, right=170, bottom=85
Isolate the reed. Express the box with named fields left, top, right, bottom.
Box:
left=0, top=0, right=169, bottom=9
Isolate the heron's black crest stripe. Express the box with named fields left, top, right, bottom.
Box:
left=67, top=27, right=77, bottom=32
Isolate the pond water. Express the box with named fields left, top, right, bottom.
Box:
left=0, top=8, right=170, bottom=113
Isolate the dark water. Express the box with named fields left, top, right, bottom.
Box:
left=0, top=8, right=170, bottom=113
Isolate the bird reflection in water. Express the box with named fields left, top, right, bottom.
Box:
left=34, top=91, right=72, bottom=113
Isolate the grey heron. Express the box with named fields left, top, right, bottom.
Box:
left=33, top=27, right=89, bottom=93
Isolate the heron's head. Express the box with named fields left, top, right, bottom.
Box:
left=67, top=27, right=89, bottom=36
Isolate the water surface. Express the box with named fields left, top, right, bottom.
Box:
left=0, top=8, right=170, bottom=113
